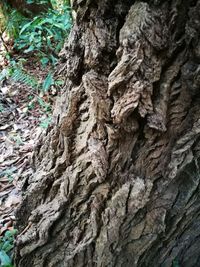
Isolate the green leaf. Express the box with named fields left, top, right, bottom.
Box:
left=173, top=259, right=180, bottom=267
left=40, top=57, right=49, bottom=66
left=0, top=250, right=12, bottom=266
left=0, top=104, right=4, bottom=113
left=39, top=117, right=52, bottom=129
left=42, top=72, right=54, bottom=92
left=37, top=98, right=51, bottom=112
left=24, top=45, right=35, bottom=53
left=0, top=69, right=9, bottom=82
left=50, top=54, right=57, bottom=65
left=2, top=241, right=13, bottom=253
left=19, top=20, right=34, bottom=35
left=11, top=1, right=72, bottom=68
left=55, top=79, right=64, bottom=86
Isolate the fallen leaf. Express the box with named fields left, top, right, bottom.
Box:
left=1, top=86, right=9, bottom=95
left=5, top=193, right=21, bottom=208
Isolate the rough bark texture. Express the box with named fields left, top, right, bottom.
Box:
left=15, top=0, right=200, bottom=266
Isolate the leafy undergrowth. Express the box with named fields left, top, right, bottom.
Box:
left=0, top=1, right=72, bottom=265
left=0, top=52, right=60, bottom=266
left=0, top=229, right=17, bottom=267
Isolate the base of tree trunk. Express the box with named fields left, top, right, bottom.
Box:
left=15, top=0, right=200, bottom=266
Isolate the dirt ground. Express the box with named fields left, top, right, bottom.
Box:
left=0, top=39, right=57, bottom=236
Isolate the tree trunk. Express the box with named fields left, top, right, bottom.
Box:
left=3, top=0, right=52, bottom=16
left=14, top=0, right=200, bottom=266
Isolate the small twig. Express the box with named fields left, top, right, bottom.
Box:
left=18, top=222, right=32, bottom=237
left=0, top=31, right=9, bottom=53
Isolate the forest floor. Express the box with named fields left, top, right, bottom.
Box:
left=0, top=39, right=57, bottom=249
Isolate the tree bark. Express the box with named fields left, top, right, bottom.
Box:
left=15, top=0, right=200, bottom=266
left=2, top=0, right=52, bottom=16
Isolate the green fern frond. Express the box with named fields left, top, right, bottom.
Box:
left=0, top=63, right=38, bottom=88
left=10, top=66, right=38, bottom=88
